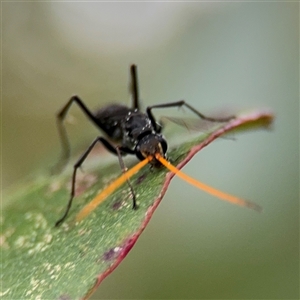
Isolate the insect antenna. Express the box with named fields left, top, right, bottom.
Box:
left=76, top=156, right=151, bottom=222
left=76, top=153, right=261, bottom=223
left=155, top=154, right=262, bottom=212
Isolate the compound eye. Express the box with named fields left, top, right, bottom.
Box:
left=135, top=146, right=146, bottom=161
left=160, top=139, right=168, bottom=154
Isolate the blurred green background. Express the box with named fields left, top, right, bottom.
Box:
left=2, top=2, right=298, bottom=299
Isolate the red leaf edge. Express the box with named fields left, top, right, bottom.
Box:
left=83, top=110, right=273, bottom=299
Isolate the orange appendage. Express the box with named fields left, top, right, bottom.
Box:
left=76, top=153, right=261, bottom=223
left=76, top=156, right=151, bottom=222
left=155, top=153, right=262, bottom=212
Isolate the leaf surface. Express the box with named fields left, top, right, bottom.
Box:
left=1, top=110, right=273, bottom=299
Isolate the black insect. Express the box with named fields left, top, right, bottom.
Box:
left=54, top=65, right=234, bottom=226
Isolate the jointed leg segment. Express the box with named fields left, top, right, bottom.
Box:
left=53, top=95, right=99, bottom=172
left=146, top=100, right=235, bottom=131
left=55, top=136, right=135, bottom=226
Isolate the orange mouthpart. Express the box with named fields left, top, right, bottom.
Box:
left=76, top=153, right=261, bottom=222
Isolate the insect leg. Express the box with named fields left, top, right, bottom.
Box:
left=130, top=64, right=140, bottom=111
left=53, top=95, right=100, bottom=173
left=115, top=147, right=138, bottom=210
left=87, top=141, right=137, bottom=208
left=91, top=142, right=137, bottom=209
left=55, top=137, right=136, bottom=226
left=146, top=100, right=235, bottom=130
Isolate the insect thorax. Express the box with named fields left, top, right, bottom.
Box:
left=122, top=111, right=154, bottom=149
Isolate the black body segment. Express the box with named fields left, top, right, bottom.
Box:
left=54, top=64, right=235, bottom=226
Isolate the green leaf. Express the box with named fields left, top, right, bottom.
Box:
left=1, top=110, right=273, bottom=299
